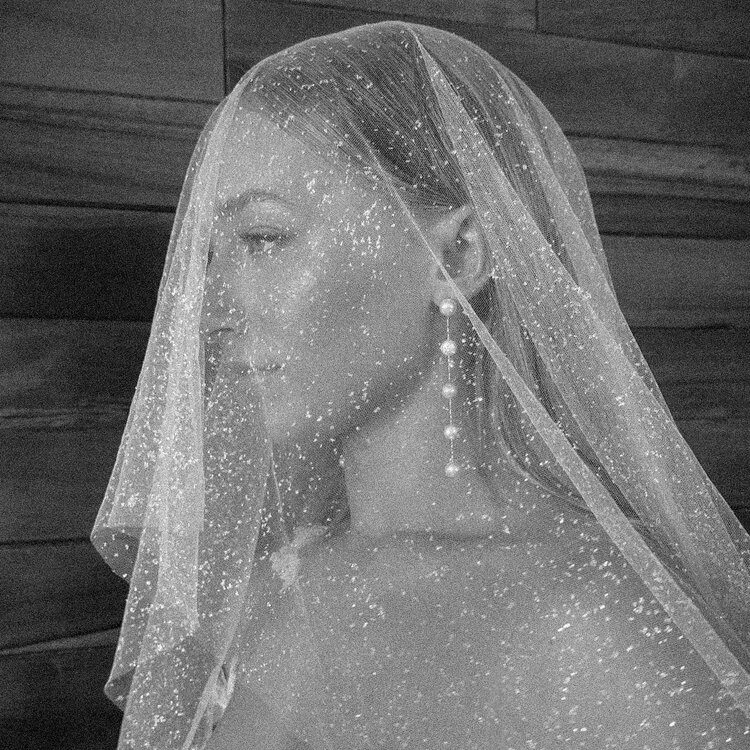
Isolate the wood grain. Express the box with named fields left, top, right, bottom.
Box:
left=281, top=0, right=534, bottom=28
left=0, top=0, right=223, bottom=101
left=0, top=318, right=147, bottom=412
left=0, top=627, right=120, bottom=656
left=570, top=134, right=750, bottom=213
left=0, top=203, right=172, bottom=321
left=225, top=0, right=750, bottom=150
left=0, top=83, right=213, bottom=209
left=677, top=419, right=750, bottom=508
left=1, top=320, right=748, bottom=542
left=0, top=421, right=127, bottom=543
left=631, top=327, right=750, bottom=421
left=590, top=192, right=750, bottom=241
left=604, top=236, right=750, bottom=328
left=0, top=542, right=127, bottom=650
left=573, top=135, right=750, bottom=240
left=538, top=0, right=750, bottom=59
left=0, top=641, right=122, bottom=749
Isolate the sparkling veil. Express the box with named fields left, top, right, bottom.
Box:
left=90, top=21, right=750, bottom=749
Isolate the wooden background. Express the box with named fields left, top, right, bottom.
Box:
left=1, top=1, right=748, bottom=747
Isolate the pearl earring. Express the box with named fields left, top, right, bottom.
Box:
left=439, top=297, right=460, bottom=478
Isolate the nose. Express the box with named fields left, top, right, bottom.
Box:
left=201, top=297, right=248, bottom=342
left=200, top=239, right=252, bottom=340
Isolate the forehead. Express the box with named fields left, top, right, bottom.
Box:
left=216, top=108, right=372, bottom=212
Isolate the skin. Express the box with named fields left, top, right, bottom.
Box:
left=204, top=106, right=506, bottom=541
left=202, top=107, right=750, bottom=748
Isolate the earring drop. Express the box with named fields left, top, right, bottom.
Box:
left=439, top=297, right=461, bottom=478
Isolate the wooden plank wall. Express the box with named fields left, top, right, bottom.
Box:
left=1, top=1, right=748, bottom=747
left=0, top=1, right=223, bottom=747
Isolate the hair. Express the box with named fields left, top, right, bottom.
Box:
left=239, top=21, right=617, bottom=536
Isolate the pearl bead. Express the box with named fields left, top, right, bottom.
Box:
left=440, top=338, right=457, bottom=357
left=444, top=461, right=461, bottom=477
left=441, top=382, right=457, bottom=399
left=439, top=298, right=457, bottom=316
left=443, top=423, right=459, bottom=439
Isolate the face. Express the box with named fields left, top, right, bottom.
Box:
left=203, top=107, right=440, bottom=449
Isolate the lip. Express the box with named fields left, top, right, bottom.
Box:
left=251, top=364, right=282, bottom=373
left=221, top=358, right=280, bottom=372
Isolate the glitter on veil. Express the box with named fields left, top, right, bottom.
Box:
left=91, top=21, right=750, bottom=749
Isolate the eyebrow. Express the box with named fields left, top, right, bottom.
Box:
left=219, top=189, right=293, bottom=213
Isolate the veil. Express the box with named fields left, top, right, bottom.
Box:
left=90, top=21, right=750, bottom=749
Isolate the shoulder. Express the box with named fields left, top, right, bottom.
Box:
left=518, top=518, right=750, bottom=746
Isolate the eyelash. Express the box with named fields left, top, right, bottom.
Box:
left=238, top=229, right=288, bottom=256
left=206, top=228, right=290, bottom=267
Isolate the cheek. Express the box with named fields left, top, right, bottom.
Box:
left=305, top=232, right=432, bottom=426
left=295, top=216, right=427, bottom=368
left=262, top=204, right=432, bottom=437
left=287, top=234, right=384, bottom=373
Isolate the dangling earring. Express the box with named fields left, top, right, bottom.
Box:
left=439, top=296, right=460, bottom=477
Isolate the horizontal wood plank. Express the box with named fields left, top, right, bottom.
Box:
left=0, top=641, right=122, bottom=748
left=0, top=203, right=171, bottom=321
left=0, top=84, right=213, bottom=209
left=0, top=627, right=120, bottom=656
left=573, top=135, right=750, bottom=240
left=0, top=319, right=147, bottom=412
left=604, top=236, right=750, bottom=328
left=569, top=134, right=750, bottom=209
left=1, top=319, right=748, bottom=542
left=0, top=411, right=746, bottom=647
left=283, top=0, right=534, bottom=28
left=630, top=327, right=750, bottom=422
left=538, top=0, right=750, bottom=59
left=0, top=422, right=127, bottom=543
left=0, top=0, right=223, bottom=101
left=677, top=419, right=750, bottom=509
left=225, top=0, right=750, bottom=150
left=591, top=192, right=750, bottom=241
left=0, top=542, right=127, bottom=650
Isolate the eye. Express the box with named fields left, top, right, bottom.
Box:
left=238, top=229, right=288, bottom=256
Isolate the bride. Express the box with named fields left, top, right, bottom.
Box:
left=91, top=20, right=750, bottom=750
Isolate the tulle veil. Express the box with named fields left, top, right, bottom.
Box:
left=90, top=20, right=750, bottom=749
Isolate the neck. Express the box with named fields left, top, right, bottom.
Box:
left=340, top=349, right=502, bottom=541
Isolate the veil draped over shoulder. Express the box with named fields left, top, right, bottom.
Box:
left=90, top=21, right=750, bottom=749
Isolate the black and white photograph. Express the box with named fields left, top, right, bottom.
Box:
left=1, top=2, right=749, bottom=748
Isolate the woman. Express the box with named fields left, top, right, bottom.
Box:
left=91, top=21, right=750, bottom=749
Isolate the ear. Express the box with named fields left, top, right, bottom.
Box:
left=427, top=204, right=490, bottom=308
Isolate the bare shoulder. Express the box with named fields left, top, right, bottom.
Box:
left=516, top=513, right=750, bottom=746
left=222, top=518, right=750, bottom=748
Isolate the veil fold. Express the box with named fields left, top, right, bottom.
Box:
left=91, top=21, right=750, bottom=748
